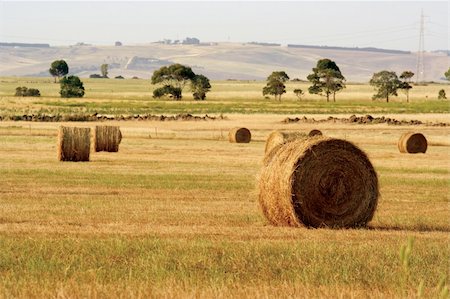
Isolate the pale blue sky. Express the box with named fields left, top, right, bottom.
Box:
left=0, top=1, right=448, bottom=51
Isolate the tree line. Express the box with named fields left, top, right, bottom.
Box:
left=263, top=59, right=449, bottom=103
left=14, top=59, right=450, bottom=101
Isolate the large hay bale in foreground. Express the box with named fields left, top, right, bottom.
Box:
left=57, top=126, right=91, bottom=162
left=94, top=126, right=122, bottom=152
left=259, top=137, right=378, bottom=228
left=229, top=127, right=251, bottom=143
left=398, top=132, right=427, bottom=153
left=264, top=131, right=307, bottom=155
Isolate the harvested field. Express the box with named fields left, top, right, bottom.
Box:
left=0, top=112, right=449, bottom=297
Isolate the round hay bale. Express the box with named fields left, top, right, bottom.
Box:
left=229, top=127, right=251, bottom=143
left=264, top=131, right=307, bottom=155
left=57, top=126, right=91, bottom=162
left=94, top=126, right=122, bottom=152
left=308, top=129, right=322, bottom=137
left=259, top=137, right=378, bottom=228
left=398, top=132, right=427, bottom=153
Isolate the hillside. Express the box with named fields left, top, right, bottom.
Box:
left=0, top=42, right=448, bottom=82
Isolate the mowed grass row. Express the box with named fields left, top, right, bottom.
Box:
left=0, top=77, right=449, bottom=115
left=0, top=123, right=449, bottom=297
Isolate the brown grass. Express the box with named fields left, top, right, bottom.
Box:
left=57, top=126, right=90, bottom=162
left=228, top=127, right=251, bottom=143
left=94, top=125, right=122, bottom=152
left=259, top=137, right=379, bottom=228
left=398, top=132, right=428, bottom=153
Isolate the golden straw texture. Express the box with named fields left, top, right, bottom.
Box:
left=57, top=126, right=91, bottom=162
left=259, top=137, right=379, bottom=228
left=94, top=126, right=122, bottom=152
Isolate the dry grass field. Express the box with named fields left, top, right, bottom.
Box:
left=1, top=115, right=449, bottom=298
left=0, top=78, right=449, bottom=298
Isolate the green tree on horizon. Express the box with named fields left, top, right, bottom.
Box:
left=101, top=64, right=109, bottom=78
left=307, top=58, right=345, bottom=102
left=191, top=74, right=211, bottom=100
left=399, top=71, right=414, bottom=103
left=445, top=68, right=450, bottom=81
left=151, top=64, right=196, bottom=100
left=49, top=60, right=69, bottom=83
left=262, top=71, right=290, bottom=101
left=370, top=70, right=402, bottom=103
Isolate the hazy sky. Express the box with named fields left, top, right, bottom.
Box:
left=0, top=1, right=448, bottom=51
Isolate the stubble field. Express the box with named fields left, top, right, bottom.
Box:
left=0, top=78, right=449, bottom=298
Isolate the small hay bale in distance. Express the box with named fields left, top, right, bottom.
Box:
left=398, top=132, right=427, bottom=153
left=57, top=126, right=91, bottom=162
left=229, top=127, right=251, bottom=143
left=308, top=129, right=322, bottom=137
left=259, top=137, right=379, bottom=228
left=264, top=131, right=307, bottom=155
left=94, top=125, right=122, bottom=152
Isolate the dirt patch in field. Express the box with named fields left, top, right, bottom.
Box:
left=0, top=113, right=227, bottom=122
left=282, top=114, right=449, bottom=126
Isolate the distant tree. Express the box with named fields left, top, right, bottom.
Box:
left=151, top=64, right=196, bottom=100
left=115, top=41, right=122, bottom=46
left=15, top=86, right=40, bottom=97
left=49, top=60, right=69, bottom=83
left=60, top=75, right=85, bottom=98
left=293, top=88, right=304, bottom=100
left=191, top=74, right=211, bottom=100
left=101, top=64, right=109, bottom=78
left=307, top=58, right=345, bottom=102
left=369, top=71, right=402, bottom=103
left=262, top=71, right=290, bottom=101
left=399, top=71, right=414, bottom=102
left=89, top=74, right=103, bottom=78
left=438, top=89, right=447, bottom=100
left=445, top=68, right=450, bottom=81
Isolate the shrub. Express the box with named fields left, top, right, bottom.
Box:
left=89, top=74, right=103, bottom=78
left=60, top=76, right=85, bottom=98
left=115, top=75, right=125, bottom=79
left=15, top=86, right=40, bottom=97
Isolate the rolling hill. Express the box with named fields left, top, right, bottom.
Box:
left=0, top=42, right=448, bottom=82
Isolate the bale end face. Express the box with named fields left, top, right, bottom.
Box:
left=229, top=127, right=251, bottom=143
left=398, top=132, right=427, bottom=154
